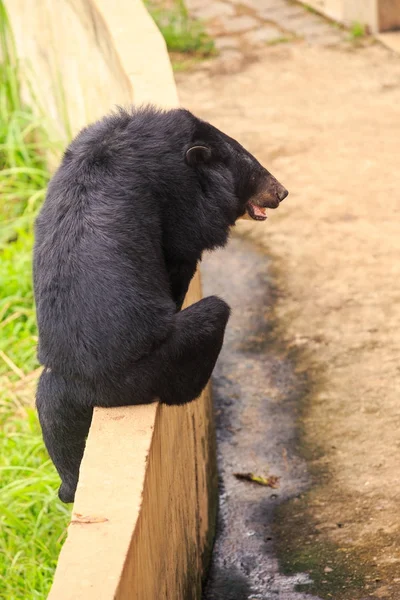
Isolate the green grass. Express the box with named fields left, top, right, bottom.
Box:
left=0, top=407, right=70, bottom=599
left=0, top=2, right=71, bottom=597
left=266, top=35, right=294, bottom=46
left=349, top=21, right=367, bottom=39
left=146, top=0, right=215, bottom=57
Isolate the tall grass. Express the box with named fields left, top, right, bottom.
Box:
left=0, top=2, right=71, bottom=597
left=146, top=0, right=215, bottom=57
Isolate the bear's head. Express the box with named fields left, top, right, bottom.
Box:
left=184, top=111, right=288, bottom=223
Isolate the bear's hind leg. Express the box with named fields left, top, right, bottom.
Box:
left=36, top=370, right=93, bottom=503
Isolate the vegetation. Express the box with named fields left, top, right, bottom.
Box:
left=267, top=36, right=294, bottom=46
left=349, top=21, right=367, bottom=39
left=145, top=0, right=215, bottom=69
left=302, top=3, right=320, bottom=16
left=0, top=2, right=71, bottom=598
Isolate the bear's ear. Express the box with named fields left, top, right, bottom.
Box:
left=185, top=145, right=212, bottom=166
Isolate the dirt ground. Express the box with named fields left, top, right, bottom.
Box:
left=176, top=35, right=400, bottom=599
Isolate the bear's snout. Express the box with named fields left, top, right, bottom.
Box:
left=242, top=173, right=288, bottom=221
left=257, top=175, right=288, bottom=208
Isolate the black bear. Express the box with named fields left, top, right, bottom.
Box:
left=33, top=106, right=288, bottom=503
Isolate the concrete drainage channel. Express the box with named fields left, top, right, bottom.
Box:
left=201, top=235, right=321, bottom=600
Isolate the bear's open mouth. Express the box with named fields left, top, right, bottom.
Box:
left=246, top=201, right=268, bottom=221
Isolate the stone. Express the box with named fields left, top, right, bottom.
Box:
left=274, top=13, right=335, bottom=37
left=260, top=4, right=307, bottom=22
left=184, top=0, right=204, bottom=11
left=211, top=48, right=244, bottom=75
left=292, top=18, right=340, bottom=37
left=230, top=0, right=282, bottom=9
left=306, top=32, right=344, bottom=46
left=243, top=25, right=284, bottom=45
left=222, top=15, right=260, bottom=34
left=193, top=2, right=235, bottom=21
left=215, top=36, right=240, bottom=50
left=284, top=14, right=327, bottom=28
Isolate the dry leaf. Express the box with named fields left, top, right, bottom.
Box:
left=70, top=513, right=109, bottom=524
left=234, top=472, right=280, bottom=488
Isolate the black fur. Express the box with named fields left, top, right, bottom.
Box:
left=34, top=106, right=287, bottom=503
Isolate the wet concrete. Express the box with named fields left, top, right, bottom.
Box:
left=201, top=235, right=321, bottom=600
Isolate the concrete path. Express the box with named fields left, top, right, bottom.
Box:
left=177, top=2, right=400, bottom=599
